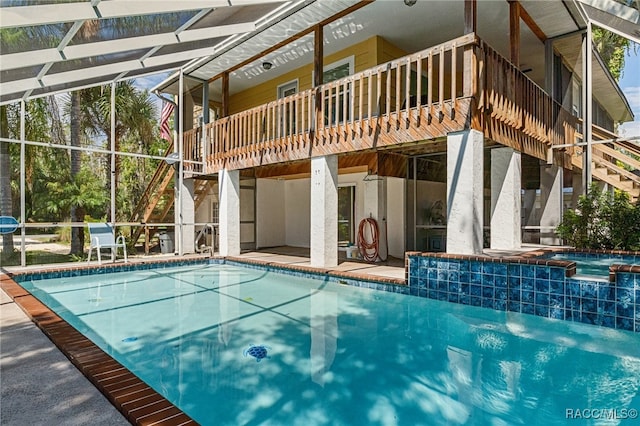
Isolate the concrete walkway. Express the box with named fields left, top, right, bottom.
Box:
left=0, top=288, right=128, bottom=426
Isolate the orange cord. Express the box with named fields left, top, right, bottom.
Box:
left=357, top=218, right=379, bottom=262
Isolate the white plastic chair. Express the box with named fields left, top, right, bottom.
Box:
left=87, top=223, right=128, bottom=264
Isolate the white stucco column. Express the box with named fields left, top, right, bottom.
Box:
left=179, top=178, right=196, bottom=254
left=490, top=147, right=521, bottom=250
left=540, top=164, right=563, bottom=245
left=447, top=130, right=484, bottom=254
left=219, top=168, right=241, bottom=256
left=310, top=155, right=338, bottom=267
left=363, top=176, right=387, bottom=261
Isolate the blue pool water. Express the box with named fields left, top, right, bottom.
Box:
left=20, top=263, right=640, bottom=425
left=545, top=253, right=640, bottom=277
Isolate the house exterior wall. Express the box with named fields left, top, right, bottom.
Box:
left=386, top=177, right=405, bottom=259
left=256, top=178, right=286, bottom=248
left=252, top=171, right=405, bottom=256
left=284, top=178, right=311, bottom=247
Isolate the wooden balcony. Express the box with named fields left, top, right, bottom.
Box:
left=183, top=33, right=578, bottom=175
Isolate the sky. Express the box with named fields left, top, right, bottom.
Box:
left=618, top=42, right=640, bottom=138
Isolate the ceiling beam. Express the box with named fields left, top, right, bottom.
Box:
left=518, top=3, right=547, bottom=43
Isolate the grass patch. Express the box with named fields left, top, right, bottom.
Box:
left=1, top=250, right=82, bottom=267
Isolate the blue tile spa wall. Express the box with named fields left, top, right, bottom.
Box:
left=407, top=254, right=640, bottom=333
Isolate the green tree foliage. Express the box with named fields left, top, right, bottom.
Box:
left=592, top=27, right=630, bottom=81
left=557, top=185, right=640, bottom=250
left=67, top=82, right=159, bottom=222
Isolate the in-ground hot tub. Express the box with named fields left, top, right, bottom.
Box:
left=541, top=251, right=640, bottom=278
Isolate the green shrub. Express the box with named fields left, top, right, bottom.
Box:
left=557, top=184, right=640, bottom=250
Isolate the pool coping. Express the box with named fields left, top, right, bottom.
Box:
left=0, top=255, right=406, bottom=426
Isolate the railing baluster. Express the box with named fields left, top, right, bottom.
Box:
left=300, top=92, right=305, bottom=145
left=451, top=42, right=457, bottom=116
left=343, top=79, right=349, bottom=128
left=428, top=52, right=433, bottom=119
left=292, top=97, right=296, bottom=146
left=405, top=58, right=411, bottom=126
left=386, top=64, right=391, bottom=124
left=368, top=71, right=373, bottom=129
left=320, top=86, right=325, bottom=142
left=359, top=73, right=364, bottom=124
left=396, top=62, right=401, bottom=125
left=416, top=54, right=422, bottom=122
left=439, top=45, right=444, bottom=120
left=266, top=103, right=271, bottom=146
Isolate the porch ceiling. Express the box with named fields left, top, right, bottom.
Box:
left=159, top=0, right=584, bottom=99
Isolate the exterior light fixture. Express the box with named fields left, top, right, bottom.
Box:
left=165, top=152, right=180, bottom=165
left=404, top=0, right=417, bottom=6
left=262, top=61, right=273, bottom=70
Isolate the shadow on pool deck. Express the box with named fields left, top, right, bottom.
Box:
left=0, top=289, right=128, bottom=426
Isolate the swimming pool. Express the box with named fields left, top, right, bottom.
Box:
left=19, top=262, right=640, bottom=425
left=543, top=252, right=640, bottom=277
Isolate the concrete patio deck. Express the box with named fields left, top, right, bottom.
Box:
left=0, top=288, right=128, bottom=426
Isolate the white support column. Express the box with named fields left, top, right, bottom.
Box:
left=110, top=82, right=116, bottom=225
left=177, top=69, right=184, bottom=255
left=363, top=176, right=388, bottom=261
left=310, top=155, right=338, bottom=268
left=180, top=178, right=195, bottom=254
left=540, top=164, right=563, bottom=245
left=20, top=100, right=26, bottom=267
left=490, top=147, right=521, bottom=250
left=582, top=23, right=593, bottom=193
left=219, top=169, right=241, bottom=256
left=447, top=130, right=484, bottom=254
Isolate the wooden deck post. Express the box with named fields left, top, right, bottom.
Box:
left=222, top=71, right=229, bottom=118
left=463, top=0, right=478, bottom=129
left=509, top=0, right=520, bottom=67
left=314, top=24, right=324, bottom=138
left=464, top=0, right=476, bottom=35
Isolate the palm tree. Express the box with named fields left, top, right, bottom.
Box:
left=75, top=82, right=157, bottom=221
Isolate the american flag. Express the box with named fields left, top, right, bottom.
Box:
left=160, top=101, right=175, bottom=141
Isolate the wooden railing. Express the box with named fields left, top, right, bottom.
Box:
left=183, top=33, right=579, bottom=172
left=193, top=33, right=476, bottom=172
left=183, top=127, right=203, bottom=175
left=478, top=41, right=577, bottom=167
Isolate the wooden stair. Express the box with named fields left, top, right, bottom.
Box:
left=130, top=143, right=215, bottom=253
left=571, top=125, right=640, bottom=202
